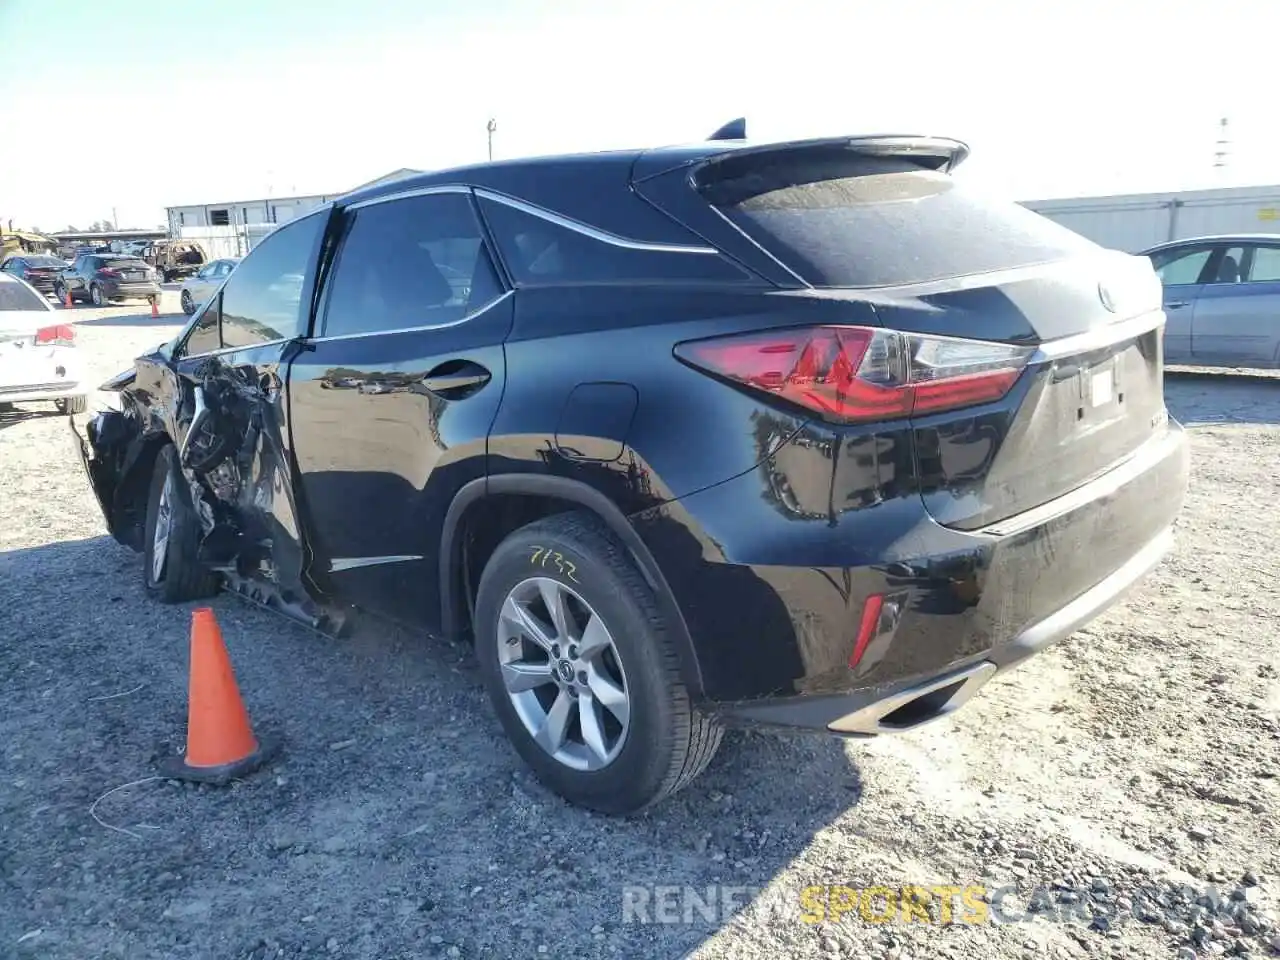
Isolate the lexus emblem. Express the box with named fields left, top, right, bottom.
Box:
left=1098, top=280, right=1119, bottom=313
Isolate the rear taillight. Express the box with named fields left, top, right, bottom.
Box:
left=35, top=324, right=75, bottom=346
left=674, top=325, right=1034, bottom=423
left=98, top=267, right=120, bottom=278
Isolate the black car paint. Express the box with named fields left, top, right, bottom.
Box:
left=0, top=256, right=64, bottom=294
left=59, top=254, right=160, bottom=303
left=74, top=137, right=1189, bottom=724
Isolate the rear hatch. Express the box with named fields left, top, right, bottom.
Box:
left=102, top=258, right=153, bottom=284
left=636, top=139, right=1168, bottom=529
left=22, top=258, right=65, bottom=285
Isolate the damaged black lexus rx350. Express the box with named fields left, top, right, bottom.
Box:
left=73, top=128, right=1189, bottom=814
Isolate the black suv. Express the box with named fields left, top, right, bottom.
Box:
left=55, top=254, right=161, bottom=306
left=73, top=129, right=1189, bottom=813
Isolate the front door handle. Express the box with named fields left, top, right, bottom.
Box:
left=1166, top=300, right=1188, bottom=309
left=421, top=360, right=491, bottom=397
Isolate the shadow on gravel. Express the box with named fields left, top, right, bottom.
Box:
left=71, top=310, right=183, bottom=327
left=1164, top=371, right=1280, bottom=427
left=0, top=408, right=61, bottom=433
left=0, top=534, right=862, bottom=960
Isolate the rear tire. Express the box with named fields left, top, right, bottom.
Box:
left=474, top=511, right=721, bottom=814
left=180, top=289, right=194, bottom=315
left=90, top=284, right=105, bottom=307
left=56, top=395, right=87, bottom=415
left=143, top=445, right=219, bottom=603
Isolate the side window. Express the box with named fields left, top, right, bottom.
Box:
left=321, top=192, right=502, bottom=338
left=1150, top=247, right=1212, bottom=286
left=218, top=212, right=325, bottom=349
left=477, top=196, right=749, bottom=286
left=217, top=261, right=235, bottom=279
left=1206, top=245, right=1245, bottom=284
left=178, top=299, right=222, bottom=357
left=1245, top=246, right=1280, bottom=282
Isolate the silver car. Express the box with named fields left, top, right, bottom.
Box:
left=179, top=258, right=240, bottom=316
left=1143, top=234, right=1280, bottom=368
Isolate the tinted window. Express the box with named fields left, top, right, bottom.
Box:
left=0, top=280, right=49, bottom=311
left=0, top=259, right=20, bottom=274
left=322, top=192, right=502, bottom=338
left=1247, top=246, right=1280, bottom=282
left=103, top=258, right=145, bottom=271
left=1150, top=247, right=1212, bottom=285
left=1207, top=246, right=1246, bottom=284
left=696, top=148, right=1097, bottom=288
left=28, top=256, right=64, bottom=268
left=180, top=301, right=222, bottom=356
left=479, top=197, right=748, bottom=286
left=219, top=213, right=325, bottom=348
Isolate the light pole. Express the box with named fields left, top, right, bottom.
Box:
left=487, top=118, right=497, bottom=161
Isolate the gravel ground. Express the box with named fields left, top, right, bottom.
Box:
left=2, top=301, right=1278, bottom=960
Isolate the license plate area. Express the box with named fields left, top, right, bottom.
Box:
left=1079, top=355, right=1121, bottom=412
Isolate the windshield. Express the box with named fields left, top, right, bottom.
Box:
left=26, top=256, right=65, bottom=268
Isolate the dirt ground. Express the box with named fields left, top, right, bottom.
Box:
left=1, top=297, right=1277, bottom=960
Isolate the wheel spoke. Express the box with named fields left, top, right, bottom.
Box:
left=538, top=579, right=575, bottom=642
left=577, top=613, right=611, bottom=659
left=578, top=694, right=609, bottom=764
left=501, top=660, right=554, bottom=693
left=534, top=689, right=573, bottom=753
left=587, top=665, right=629, bottom=727
left=501, top=596, right=553, bottom=651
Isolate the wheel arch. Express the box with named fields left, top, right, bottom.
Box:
left=440, top=474, right=705, bottom=698
left=111, top=428, right=175, bottom=551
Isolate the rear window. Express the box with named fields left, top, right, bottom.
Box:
left=0, top=281, right=50, bottom=311
left=27, top=256, right=64, bottom=268
left=103, top=258, right=145, bottom=270
left=697, top=148, right=1096, bottom=288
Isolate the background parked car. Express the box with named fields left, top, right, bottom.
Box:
left=0, top=273, right=86, bottom=414
left=179, top=258, right=239, bottom=315
left=54, top=254, right=162, bottom=307
left=143, top=239, right=210, bottom=283
left=1, top=254, right=68, bottom=296
left=1143, top=233, right=1280, bottom=368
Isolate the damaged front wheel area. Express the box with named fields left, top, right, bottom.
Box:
left=143, top=444, right=219, bottom=603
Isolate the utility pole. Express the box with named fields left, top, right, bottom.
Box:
left=1213, top=117, right=1231, bottom=176
left=487, top=118, right=497, bottom=161
left=111, top=207, right=118, bottom=230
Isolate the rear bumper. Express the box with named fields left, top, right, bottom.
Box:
left=0, top=347, right=83, bottom=402
left=636, top=418, right=1189, bottom=722
left=105, top=282, right=161, bottom=299
left=710, top=522, right=1173, bottom=735
left=0, top=383, right=82, bottom=402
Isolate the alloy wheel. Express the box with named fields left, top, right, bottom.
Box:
left=151, top=470, right=173, bottom=584
left=496, top=577, right=631, bottom=771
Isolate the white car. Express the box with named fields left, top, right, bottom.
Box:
left=0, top=273, right=86, bottom=415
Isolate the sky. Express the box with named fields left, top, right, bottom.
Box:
left=2, top=0, right=1278, bottom=231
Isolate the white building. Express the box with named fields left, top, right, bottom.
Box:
left=1023, top=183, right=1280, bottom=253
left=164, top=169, right=420, bottom=258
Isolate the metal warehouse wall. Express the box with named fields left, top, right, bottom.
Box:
left=1023, top=185, right=1280, bottom=253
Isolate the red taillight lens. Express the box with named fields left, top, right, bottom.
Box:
left=98, top=267, right=120, bottom=278
left=675, top=325, right=1033, bottom=423
left=35, top=324, right=76, bottom=346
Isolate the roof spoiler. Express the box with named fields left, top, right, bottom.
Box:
left=703, top=133, right=971, bottom=172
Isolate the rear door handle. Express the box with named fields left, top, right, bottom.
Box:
left=421, top=360, right=491, bottom=397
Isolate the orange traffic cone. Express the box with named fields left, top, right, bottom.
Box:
left=63, top=288, right=72, bottom=309
left=151, top=297, right=160, bottom=319
left=160, top=608, right=273, bottom=784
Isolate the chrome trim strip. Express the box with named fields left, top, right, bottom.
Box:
left=330, top=555, right=424, bottom=573
left=472, top=187, right=720, bottom=255
left=344, top=184, right=472, bottom=210
left=1029, top=310, right=1164, bottom=362
left=827, top=661, right=997, bottom=735
left=309, top=290, right=513, bottom=343
left=181, top=335, right=292, bottom=360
